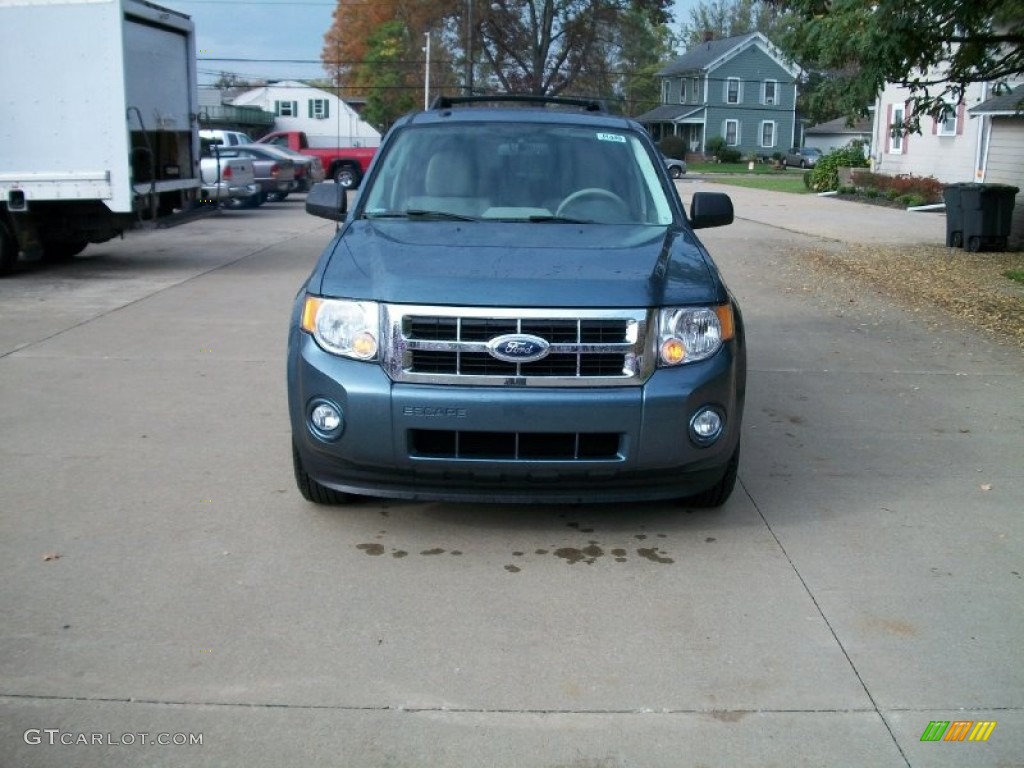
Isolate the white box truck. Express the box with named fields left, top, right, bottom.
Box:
left=0, top=0, right=202, bottom=273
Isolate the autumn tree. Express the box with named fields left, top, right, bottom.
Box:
left=321, top=0, right=460, bottom=129
left=769, top=0, right=1024, bottom=132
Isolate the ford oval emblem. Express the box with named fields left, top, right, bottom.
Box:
left=487, top=334, right=550, bottom=364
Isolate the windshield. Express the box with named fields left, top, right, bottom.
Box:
left=361, top=122, right=675, bottom=225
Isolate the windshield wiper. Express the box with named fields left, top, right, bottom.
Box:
left=364, top=209, right=478, bottom=222
left=526, top=214, right=591, bottom=224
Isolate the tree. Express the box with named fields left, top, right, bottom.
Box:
left=769, top=0, right=1024, bottom=132
left=677, top=0, right=785, bottom=49
left=473, top=1, right=671, bottom=96
left=613, top=4, right=677, bottom=115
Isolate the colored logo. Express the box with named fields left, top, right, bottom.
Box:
left=487, top=334, right=550, bottom=363
left=920, top=720, right=997, bottom=742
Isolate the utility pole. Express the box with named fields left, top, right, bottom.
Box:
left=424, top=32, right=431, bottom=109
left=465, top=0, right=474, bottom=95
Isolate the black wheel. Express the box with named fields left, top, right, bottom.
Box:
left=669, top=166, right=682, bottom=179
left=967, top=236, right=981, bottom=252
left=43, top=241, right=88, bottom=261
left=0, top=219, right=18, bottom=275
left=292, top=442, right=353, bottom=505
left=334, top=165, right=360, bottom=190
left=266, top=191, right=289, bottom=202
left=950, top=231, right=963, bottom=248
left=680, top=443, right=740, bottom=509
left=799, top=160, right=807, bottom=169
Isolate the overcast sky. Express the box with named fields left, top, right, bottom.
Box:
left=173, top=0, right=699, bottom=86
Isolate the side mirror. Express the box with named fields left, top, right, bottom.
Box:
left=689, top=191, right=733, bottom=229
left=305, top=182, right=348, bottom=221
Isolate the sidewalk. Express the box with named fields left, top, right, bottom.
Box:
left=679, top=178, right=948, bottom=247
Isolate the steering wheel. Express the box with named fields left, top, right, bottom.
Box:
left=555, top=188, right=629, bottom=220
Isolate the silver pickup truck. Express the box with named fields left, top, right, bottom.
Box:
left=199, top=149, right=258, bottom=207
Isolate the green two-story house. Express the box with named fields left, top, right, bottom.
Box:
left=638, top=32, right=799, bottom=160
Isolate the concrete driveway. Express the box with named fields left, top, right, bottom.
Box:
left=1, top=193, right=1021, bottom=767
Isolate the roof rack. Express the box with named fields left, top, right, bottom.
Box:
left=429, top=94, right=608, bottom=113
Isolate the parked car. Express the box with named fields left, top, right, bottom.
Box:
left=662, top=154, right=687, bottom=178
left=289, top=95, right=745, bottom=507
left=784, top=147, right=822, bottom=168
left=248, top=144, right=325, bottom=193
left=214, top=145, right=297, bottom=206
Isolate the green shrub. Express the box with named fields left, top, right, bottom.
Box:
left=904, top=194, right=926, bottom=207
left=771, top=151, right=784, bottom=162
left=658, top=135, right=687, bottom=159
left=885, top=188, right=901, bottom=201
left=807, top=143, right=870, bottom=192
left=864, top=188, right=880, bottom=198
left=705, top=136, right=727, bottom=156
left=838, top=185, right=857, bottom=195
left=719, top=148, right=742, bottom=163
left=803, top=170, right=814, bottom=189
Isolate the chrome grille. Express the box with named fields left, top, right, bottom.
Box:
left=383, top=305, right=651, bottom=386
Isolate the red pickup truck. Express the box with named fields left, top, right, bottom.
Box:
left=256, top=131, right=376, bottom=190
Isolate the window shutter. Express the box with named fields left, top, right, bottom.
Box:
left=885, top=104, right=892, bottom=152
left=324, top=100, right=329, bottom=119
left=956, top=103, right=965, bottom=135
left=308, top=100, right=313, bottom=118
left=274, top=100, right=281, bottom=116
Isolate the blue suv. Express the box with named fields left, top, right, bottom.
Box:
left=288, top=96, right=745, bottom=506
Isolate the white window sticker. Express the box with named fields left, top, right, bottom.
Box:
left=597, top=133, right=626, bottom=143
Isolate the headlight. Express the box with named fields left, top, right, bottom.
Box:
left=301, top=297, right=378, bottom=360
left=658, top=305, right=734, bottom=366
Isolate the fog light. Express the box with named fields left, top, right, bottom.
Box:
left=690, top=407, right=724, bottom=445
left=308, top=400, right=343, bottom=440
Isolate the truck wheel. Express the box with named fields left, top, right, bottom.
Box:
left=334, top=165, right=360, bottom=190
left=0, top=220, right=17, bottom=275
left=680, top=443, right=740, bottom=509
left=292, top=442, right=353, bottom=505
left=967, top=236, right=982, bottom=252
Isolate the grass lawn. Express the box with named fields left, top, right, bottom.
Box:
left=700, top=174, right=811, bottom=194
left=686, top=161, right=796, bottom=175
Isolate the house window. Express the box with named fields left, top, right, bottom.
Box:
left=889, top=105, right=904, bottom=152
left=724, top=119, right=739, bottom=146
left=725, top=77, right=741, bottom=104
left=937, top=104, right=957, bottom=135
left=763, top=80, right=777, bottom=106
left=760, top=121, right=776, bottom=148
left=309, top=99, right=330, bottom=119
left=661, top=79, right=669, bottom=105
left=274, top=100, right=298, bottom=117
left=691, top=77, right=699, bottom=103
left=679, top=78, right=687, bottom=104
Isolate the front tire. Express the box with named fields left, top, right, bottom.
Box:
left=669, top=166, right=682, bottom=179
left=334, top=165, right=361, bottom=190
left=681, top=444, right=740, bottom=509
left=292, top=442, right=353, bottom=505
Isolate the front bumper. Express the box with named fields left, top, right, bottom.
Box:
left=288, top=330, right=744, bottom=504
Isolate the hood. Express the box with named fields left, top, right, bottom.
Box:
left=315, top=220, right=721, bottom=308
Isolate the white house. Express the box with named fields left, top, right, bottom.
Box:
left=970, top=85, right=1024, bottom=248
left=231, top=80, right=381, bottom=148
left=872, top=77, right=1022, bottom=246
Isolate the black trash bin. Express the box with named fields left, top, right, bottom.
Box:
left=959, top=183, right=1019, bottom=252
left=942, top=183, right=969, bottom=248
